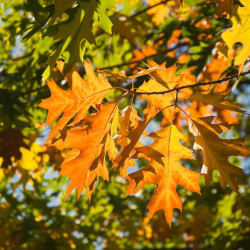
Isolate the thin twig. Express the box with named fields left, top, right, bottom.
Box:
left=17, top=65, right=249, bottom=98
left=129, top=71, right=250, bottom=96
left=131, top=0, right=170, bottom=18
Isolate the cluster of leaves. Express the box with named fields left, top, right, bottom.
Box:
left=35, top=0, right=250, bottom=226
left=1, top=0, right=250, bottom=248
left=39, top=58, right=249, bottom=225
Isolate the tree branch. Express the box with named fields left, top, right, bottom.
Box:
left=129, top=70, right=250, bottom=96
left=131, top=0, right=170, bottom=18
left=97, top=42, right=188, bottom=71
left=18, top=67, right=250, bottom=98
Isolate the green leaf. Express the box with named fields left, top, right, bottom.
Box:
left=43, top=0, right=98, bottom=79
left=50, top=0, right=76, bottom=24
left=94, top=0, right=116, bottom=34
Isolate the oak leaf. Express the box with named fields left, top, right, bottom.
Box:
left=38, top=60, right=111, bottom=143
left=127, top=125, right=201, bottom=225
left=130, top=44, right=157, bottom=68
left=188, top=90, right=245, bottom=114
left=43, top=0, right=115, bottom=79
left=189, top=116, right=249, bottom=191
left=136, top=79, right=178, bottom=126
left=38, top=59, right=249, bottom=226
left=146, top=0, right=183, bottom=25
left=53, top=104, right=117, bottom=199
left=114, top=106, right=140, bottom=176
left=50, top=0, right=76, bottom=24
left=222, top=0, right=250, bottom=73
left=143, top=60, right=182, bottom=90
left=114, top=107, right=157, bottom=176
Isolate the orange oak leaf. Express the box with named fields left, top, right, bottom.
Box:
left=134, top=61, right=184, bottom=127
left=53, top=104, right=118, bottom=199
left=143, top=60, right=183, bottom=90
left=185, top=101, right=213, bottom=122
left=147, top=0, right=169, bottom=25
left=113, top=106, right=141, bottom=176
left=114, top=107, right=157, bottom=176
left=185, top=55, right=239, bottom=124
left=38, top=56, right=250, bottom=226
left=114, top=107, right=140, bottom=175
left=38, top=60, right=111, bottom=143
left=146, top=0, right=183, bottom=25
left=167, top=30, right=182, bottom=47
left=189, top=116, right=249, bottom=191
left=213, top=108, right=239, bottom=124
left=126, top=125, right=201, bottom=226
left=137, top=80, right=175, bottom=126
left=147, top=0, right=184, bottom=25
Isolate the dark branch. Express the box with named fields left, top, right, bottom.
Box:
left=18, top=66, right=250, bottom=98
left=129, top=71, right=250, bottom=96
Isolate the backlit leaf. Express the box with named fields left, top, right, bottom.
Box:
left=189, top=116, right=249, bottom=191
left=221, top=0, right=250, bottom=73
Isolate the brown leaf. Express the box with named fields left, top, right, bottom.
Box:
left=211, top=0, right=234, bottom=17
left=189, top=116, right=249, bottom=191
left=0, top=129, right=28, bottom=169
left=189, top=90, right=245, bottom=114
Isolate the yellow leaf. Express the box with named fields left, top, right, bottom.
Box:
left=0, top=168, right=4, bottom=181
left=147, top=0, right=170, bottom=25
left=19, top=143, right=43, bottom=171
left=34, top=214, right=43, bottom=222
left=222, top=0, right=250, bottom=73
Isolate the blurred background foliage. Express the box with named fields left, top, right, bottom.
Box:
left=0, top=0, right=250, bottom=249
